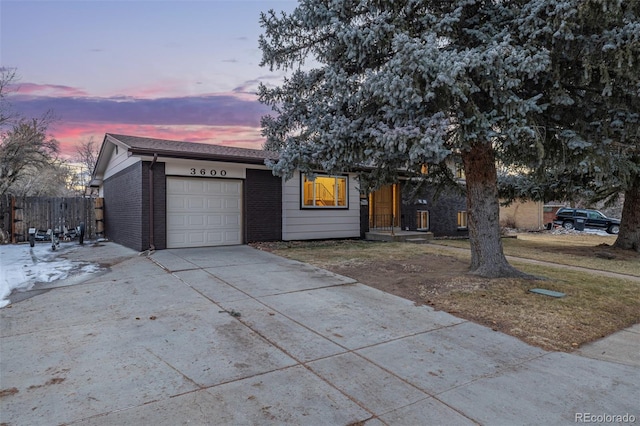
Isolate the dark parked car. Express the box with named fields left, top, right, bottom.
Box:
left=553, top=208, right=620, bottom=234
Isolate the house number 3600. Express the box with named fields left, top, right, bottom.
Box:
left=190, top=168, right=227, bottom=176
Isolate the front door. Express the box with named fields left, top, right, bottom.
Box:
left=369, top=184, right=400, bottom=228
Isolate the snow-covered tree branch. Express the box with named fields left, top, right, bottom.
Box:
left=258, top=0, right=556, bottom=277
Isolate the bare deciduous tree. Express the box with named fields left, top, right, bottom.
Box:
left=8, top=160, right=76, bottom=197
left=75, top=136, right=99, bottom=177
left=1, top=69, right=62, bottom=196
left=0, top=114, right=60, bottom=196
left=0, top=68, right=18, bottom=128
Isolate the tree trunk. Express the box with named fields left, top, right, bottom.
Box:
left=613, top=171, right=640, bottom=252
left=461, top=142, right=528, bottom=278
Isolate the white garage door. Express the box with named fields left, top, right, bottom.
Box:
left=166, top=177, right=242, bottom=248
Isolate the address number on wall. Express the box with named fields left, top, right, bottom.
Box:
left=190, top=168, right=227, bottom=176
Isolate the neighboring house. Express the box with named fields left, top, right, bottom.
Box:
left=499, top=200, right=545, bottom=230
left=90, top=134, right=361, bottom=251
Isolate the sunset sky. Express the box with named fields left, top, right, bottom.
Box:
left=1, top=0, right=296, bottom=158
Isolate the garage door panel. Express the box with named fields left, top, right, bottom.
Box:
left=188, top=181, right=206, bottom=192
left=205, top=181, right=223, bottom=191
left=223, top=230, right=240, bottom=241
left=188, top=215, right=206, bottom=226
left=206, top=215, right=223, bottom=226
left=224, top=198, right=241, bottom=209
left=167, top=216, right=187, bottom=227
left=188, top=198, right=205, bottom=210
left=186, top=233, right=204, bottom=244
left=167, top=198, right=186, bottom=209
left=167, top=179, right=182, bottom=191
left=167, top=232, right=187, bottom=245
left=206, top=198, right=224, bottom=210
left=167, top=177, right=242, bottom=248
left=224, top=183, right=241, bottom=194
left=224, top=215, right=240, bottom=226
left=205, top=232, right=224, bottom=244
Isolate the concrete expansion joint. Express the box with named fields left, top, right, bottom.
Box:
left=177, top=281, right=384, bottom=421
left=428, top=350, right=552, bottom=400
left=336, top=348, right=481, bottom=426
left=144, top=347, right=200, bottom=389
left=298, top=358, right=380, bottom=420
left=145, top=256, right=172, bottom=273
left=164, top=267, right=202, bottom=273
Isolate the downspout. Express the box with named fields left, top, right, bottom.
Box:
left=148, top=153, right=158, bottom=252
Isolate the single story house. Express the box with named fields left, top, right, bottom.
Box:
left=94, top=134, right=544, bottom=251
left=90, top=134, right=363, bottom=251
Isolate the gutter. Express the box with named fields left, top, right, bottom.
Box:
left=148, top=153, right=158, bottom=252
left=128, top=149, right=275, bottom=165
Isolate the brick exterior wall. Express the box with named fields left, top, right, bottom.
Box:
left=401, top=183, right=469, bottom=237
left=245, top=169, right=282, bottom=242
left=103, top=162, right=144, bottom=251
left=103, top=161, right=167, bottom=251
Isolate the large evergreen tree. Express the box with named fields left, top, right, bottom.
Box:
left=500, top=0, right=640, bottom=251
left=258, top=0, right=551, bottom=277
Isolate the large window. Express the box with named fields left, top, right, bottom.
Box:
left=457, top=211, right=468, bottom=229
left=302, top=174, right=348, bottom=208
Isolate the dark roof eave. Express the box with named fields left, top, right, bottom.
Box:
left=128, top=148, right=275, bottom=165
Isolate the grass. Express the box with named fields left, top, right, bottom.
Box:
left=445, top=261, right=639, bottom=351
left=432, top=232, right=640, bottom=276
left=254, top=235, right=640, bottom=352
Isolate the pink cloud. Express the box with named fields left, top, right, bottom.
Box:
left=7, top=79, right=275, bottom=160
left=52, top=122, right=266, bottom=160
left=11, top=92, right=270, bottom=127
left=8, top=83, right=89, bottom=98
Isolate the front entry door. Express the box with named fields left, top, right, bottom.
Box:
left=369, top=184, right=400, bottom=228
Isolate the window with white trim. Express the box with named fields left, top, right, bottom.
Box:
left=302, top=174, right=348, bottom=208
left=416, top=210, right=430, bottom=230
left=457, top=211, right=468, bottom=229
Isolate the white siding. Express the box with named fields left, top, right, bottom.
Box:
left=282, top=171, right=361, bottom=240
left=103, top=144, right=139, bottom=180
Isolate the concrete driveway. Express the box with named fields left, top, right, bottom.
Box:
left=1, top=242, right=638, bottom=425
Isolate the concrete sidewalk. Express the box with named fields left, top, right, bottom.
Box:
left=1, top=242, right=638, bottom=425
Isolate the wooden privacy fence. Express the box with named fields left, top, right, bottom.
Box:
left=0, top=195, right=104, bottom=244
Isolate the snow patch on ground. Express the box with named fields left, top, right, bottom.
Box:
left=551, top=227, right=612, bottom=237
left=0, top=242, right=102, bottom=308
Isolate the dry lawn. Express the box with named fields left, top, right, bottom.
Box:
left=252, top=233, right=640, bottom=352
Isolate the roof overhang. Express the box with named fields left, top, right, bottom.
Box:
left=126, top=148, right=270, bottom=165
